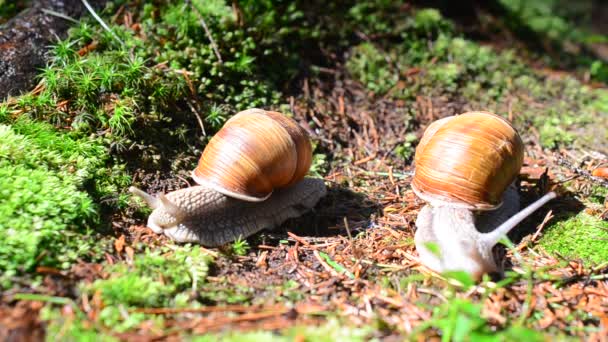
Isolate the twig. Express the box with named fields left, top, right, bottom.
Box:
left=12, top=293, right=72, bottom=304
left=187, top=100, right=206, bottom=136
left=287, top=232, right=314, bottom=248
left=343, top=217, right=360, bottom=259
left=360, top=170, right=413, bottom=179
left=556, top=155, right=608, bottom=187
left=190, top=3, right=223, bottom=63
left=41, top=9, right=79, bottom=23
left=531, top=210, right=554, bottom=242
left=81, top=0, right=124, bottom=46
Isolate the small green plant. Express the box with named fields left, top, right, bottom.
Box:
left=415, top=298, right=545, bottom=341
left=346, top=42, right=397, bottom=95
left=205, top=103, right=229, bottom=130
left=309, top=152, right=328, bottom=178
left=394, top=133, right=418, bottom=160
left=231, top=236, right=251, bottom=256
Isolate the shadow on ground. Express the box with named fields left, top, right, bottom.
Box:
left=253, top=183, right=382, bottom=244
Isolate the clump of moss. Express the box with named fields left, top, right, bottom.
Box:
left=346, top=42, right=397, bottom=94
left=88, top=245, right=213, bottom=307
left=82, top=245, right=213, bottom=331
left=24, top=0, right=313, bottom=147
left=41, top=304, right=119, bottom=342
left=0, top=119, right=122, bottom=287
left=538, top=212, right=608, bottom=264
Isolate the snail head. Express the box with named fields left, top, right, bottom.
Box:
left=129, top=187, right=187, bottom=232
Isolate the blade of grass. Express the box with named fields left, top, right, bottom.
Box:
left=13, top=293, right=72, bottom=305
left=317, top=251, right=355, bottom=279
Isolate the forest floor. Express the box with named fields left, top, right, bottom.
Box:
left=1, top=1, right=608, bottom=341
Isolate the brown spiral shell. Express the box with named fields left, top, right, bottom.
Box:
left=412, top=111, right=524, bottom=210
left=592, top=167, right=608, bottom=179
left=192, top=108, right=313, bottom=202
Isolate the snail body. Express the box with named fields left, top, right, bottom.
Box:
left=130, top=109, right=326, bottom=246
left=412, top=111, right=556, bottom=279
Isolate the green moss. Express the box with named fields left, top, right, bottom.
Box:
left=346, top=42, right=397, bottom=95
left=0, top=121, right=116, bottom=287
left=198, top=280, right=255, bottom=305
left=88, top=245, right=214, bottom=308
left=41, top=314, right=372, bottom=341
left=538, top=213, right=608, bottom=264
left=20, top=0, right=313, bottom=145
left=588, top=186, right=608, bottom=205
left=230, top=236, right=251, bottom=256
left=41, top=306, right=119, bottom=342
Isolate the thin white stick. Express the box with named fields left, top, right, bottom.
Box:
left=41, top=9, right=79, bottom=23
left=190, top=3, right=223, bottom=63
left=81, top=0, right=124, bottom=46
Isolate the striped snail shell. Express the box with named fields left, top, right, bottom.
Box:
left=192, top=108, right=313, bottom=202
left=412, top=111, right=524, bottom=210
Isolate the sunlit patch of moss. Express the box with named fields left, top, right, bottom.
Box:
left=41, top=305, right=119, bottom=342
left=62, top=245, right=214, bottom=332
left=588, top=186, right=608, bottom=205
left=346, top=42, right=397, bottom=95
left=87, top=245, right=214, bottom=308
left=538, top=212, right=608, bottom=264
left=538, top=117, right=575, bottom=148
left=0, top=120, right=117, bottom=287
left=20, top=0, right=309, bottom=146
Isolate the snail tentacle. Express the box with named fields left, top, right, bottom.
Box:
left=129, top=186, right=159, bottom=209
left=481, top=191, right=557, bottom=247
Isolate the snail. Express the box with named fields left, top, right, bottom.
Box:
left=592, top=167, right=608, bottom=179
left=129, top=108, right=327, bottom=247
left=411, top=111, right=556, bottom=279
